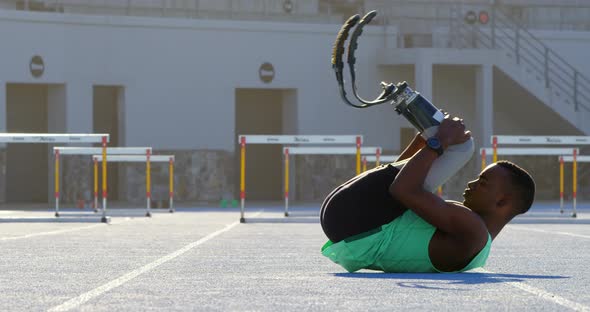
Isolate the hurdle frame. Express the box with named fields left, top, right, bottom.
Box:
left=491, top=135, right=590, bottom=162
left=53, top=147, right=151, bottom=221
left=282, top=146, right=381, bottom=217
left=238, top=135, right=363, bottom=223
left=0, top=133, right=109, bottom=216
left=559, top=155, right=589, bottom=218
left=93, top=154, right=175, bottom=216
left=490, top=135, right=590, bottom=217
left=481, top=146, right=579, bottom=217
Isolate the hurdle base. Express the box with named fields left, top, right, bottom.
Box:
left=240, top=217, right=246, bottom=223
left=101, top=216, right=111, bottom=223
left=169, top=209, right=174, bottom=213
left=146, top=212, right=152, bottom=217
left=572, top=213, right=577, bottom=218
left=55, top=212, right=60, bottom=217
left=284, top=212, right=289, bottom=217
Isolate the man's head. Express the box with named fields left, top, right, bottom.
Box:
left=463, top=161, right=535, bottom=219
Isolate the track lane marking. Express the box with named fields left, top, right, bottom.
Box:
left=0, top=224, right=103, bottom=241
left=48, top=212, right=260, bottom=312
left=509, top=225, right=590, bottom=239
left=475, top=268, right=590, bottom=311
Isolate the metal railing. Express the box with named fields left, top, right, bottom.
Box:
left=449, top=4, right=590, bottom=115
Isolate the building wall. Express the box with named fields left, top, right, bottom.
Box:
left=0, top=10, right=397, bottom=203
left=1, top=9, right=590, bottom=203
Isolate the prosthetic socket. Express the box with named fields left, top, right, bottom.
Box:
left=383, top=82, right=474, bottom=191
left=382, top=81, right=445, bottom=139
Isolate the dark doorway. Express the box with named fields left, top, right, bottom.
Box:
left=235, top=89, right=285, bottom=201
left=6, top=84, right=49, bottom=202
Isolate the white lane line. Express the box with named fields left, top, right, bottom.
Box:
left=475, top=268, right=590, bottom=311
left=509, top=225, right=590, bottom=239
left=47, top=214, right=258, bottom=312
left=0, top=224, right=103, bottom=241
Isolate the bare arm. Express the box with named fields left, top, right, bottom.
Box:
left=389, top=116, right=487, bottom=240
left=395, top=133, right=425, bottom=162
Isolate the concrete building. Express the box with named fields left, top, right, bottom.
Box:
left=0, top=0, right=589, bottom=205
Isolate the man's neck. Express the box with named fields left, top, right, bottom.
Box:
left=481, top=215, right=508, bottom=240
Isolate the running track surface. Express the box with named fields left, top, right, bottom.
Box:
left=0, top=201, right=589, bottom=311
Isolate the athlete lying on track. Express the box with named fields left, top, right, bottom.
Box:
left=320, top=114, right=535, bottom=273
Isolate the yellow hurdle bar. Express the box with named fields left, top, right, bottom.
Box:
left=559, top=156, right=564, bottom=214
left=54, top=150, right=60, bottom=217
left=146, top=149, right=152, bottom=217
left=240, top=137, right=246, bottom=223
left=169, top=157, right=174, bottom=213
left=573, top=149, right=577, bottom=218
left=284, top=148, right=290, bottom=217
left=492, top=136, right=498, bottom=163
left=101, top=136, right=108, bottom=222
left=94, top=158, right=98, bottom=212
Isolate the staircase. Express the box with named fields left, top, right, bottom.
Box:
left=449, top=4, right=590, bottom=134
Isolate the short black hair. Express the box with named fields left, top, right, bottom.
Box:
left=496, top=161, right=536, bottom=215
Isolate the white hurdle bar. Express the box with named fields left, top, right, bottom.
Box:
left=238, top=135, right=363, bottom=223
left=53, top=147, right=150, bottom=222
left=93, top=154, right=175, bottom=216
left=559, top=155, right=590, bottom=218
left=0, top=133, right=109, bottom=220
left=480, top=147, right=579, bottom=217
left=0, top=133, right=109, bottom=143
left=364, top=155, right=399, bottom=164
left=490, top=135, right=590, bottom=162
left=282, top=146, right=380, bottom=217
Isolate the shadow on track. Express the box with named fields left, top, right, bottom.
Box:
left=333, top=272, right=568, bottom=290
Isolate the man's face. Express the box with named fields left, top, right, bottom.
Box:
left=463, top=164, right=510, bottom=213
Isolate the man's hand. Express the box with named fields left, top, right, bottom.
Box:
left=435, top=115, right=471, bottom=150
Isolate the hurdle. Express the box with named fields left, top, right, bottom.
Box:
left=238, top=135, right=362, bottom=223
left=282, top=146, right=381, bottom=217
left=93, top=154, right=175, bottom=217
left=0, top=133, right=109, bottom=144
left=53, top=147, right=151, bottom=222
left=491, top=135, right=590, bottom=162
left=559, top=155, right=589, bottom=218
left=0, top=133, right=109, bottom=214
left=480, top=147, right=579, bottom=217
